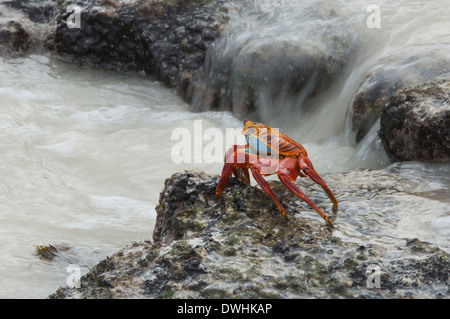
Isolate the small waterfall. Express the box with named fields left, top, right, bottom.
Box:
left=352, top=119, right=389, bottom=168
left=189, top=0, right=359, bottom=140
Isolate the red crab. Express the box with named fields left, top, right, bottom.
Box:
left=215, top=120, right=338, bottom=227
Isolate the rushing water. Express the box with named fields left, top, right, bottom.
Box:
left=0, top=0, right=449, bottom=298
left=0, top=55, right=244, bottom=298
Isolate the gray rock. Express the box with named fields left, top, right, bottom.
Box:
left=379, top=80, right=450, bottom=162
left=45, top=0, right=230, bottom=97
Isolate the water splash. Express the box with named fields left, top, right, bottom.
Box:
left=191, top=0, right=359, bottom=128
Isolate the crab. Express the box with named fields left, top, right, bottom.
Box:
left=215, top=120, right=338, bottom=227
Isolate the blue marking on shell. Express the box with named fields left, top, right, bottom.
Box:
left=245, top=135, right=273, bottom=156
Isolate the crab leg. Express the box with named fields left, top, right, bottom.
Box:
left=226, top=145, right=250, bottom=184
left=215, top=161, right=233, bottom=200
left=250, top=167, right=289, bottom=221
left=299, top=155, right=338, bottom=211
left=216, top=147, right=289, bottom=221
left=241, top=168, right=251, bottom=184
left=234, top=167, right=251, bottom=184
left=216, top=145, right=251, bottom=200
left=276, top=157, right=333, bottom=227
left=277, top=174, right=333, bottom=227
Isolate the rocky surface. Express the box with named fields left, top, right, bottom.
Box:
left=379, top=80, right=450, bottom=162
left=43, top=0, right=231, bottom=96
left=350, top=45, right=450, bottom=143
left=50, top=170, right=450, bottom=299
left=0, top=20, right=30, bottom=57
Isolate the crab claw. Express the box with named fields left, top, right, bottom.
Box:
left=299, top=155, right=338, bottom=211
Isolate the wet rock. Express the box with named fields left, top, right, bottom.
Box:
left=188, top=0, right=358, bottom=120
left=0, top=21, right=31, bottom=57
left=3, top=0, right=59, bottom=23
left=46, top=0, right=230, bottom=96
left=49, top=169, right=449, bottom=299
left=350, top=45, right=450, bottom=142
left=0, top=1, right=63, bottom=56
left=379, top=80, right=450, bottom=162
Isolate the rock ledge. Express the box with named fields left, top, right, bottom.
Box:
left=50, top=170, right=449, bottom=299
